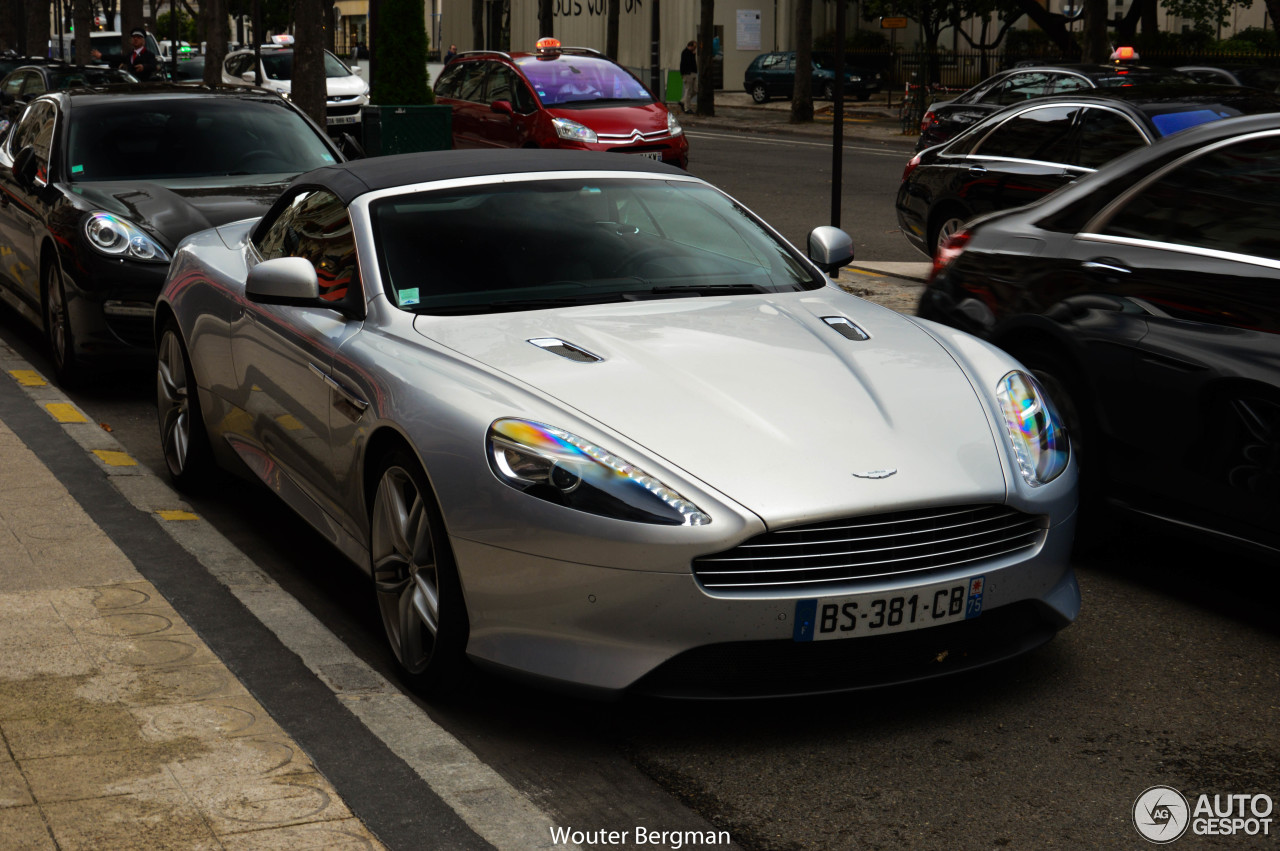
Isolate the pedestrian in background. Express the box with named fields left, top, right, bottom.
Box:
left=121, top=28, right=157, bottom=80
left=680, top=40, right=697, bottom=114
left=444, top=44, right=458, bottom=64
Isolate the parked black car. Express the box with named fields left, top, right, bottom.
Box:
left=743, top=51, right=882, bottom=104
left=915, top=63, right=1197, bottom=151
left=917, top=112, right=1280, bottom=558
left=1, top=63, right=137, bottom=127
left=0, top=85, right=343, bottom=384
left=1176, top=64, right=1280, bottom=93
left=896, top=85, right=1280, bottom=257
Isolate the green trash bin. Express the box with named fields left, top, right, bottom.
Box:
left=362, top=105, right=453, bottom=156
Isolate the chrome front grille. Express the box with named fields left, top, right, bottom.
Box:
left=693, top=504, right=1046, bottom=594
left=596, top=128, right=670, bottom=144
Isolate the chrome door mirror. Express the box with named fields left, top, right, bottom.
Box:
left=807, top=225, right=855, bottom=276
left=246, top=257, right=321, bottom=306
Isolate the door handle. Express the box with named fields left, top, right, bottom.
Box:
left=967, top=165, right=988, bottom=176
left=1082, top=259, right=1131, bottom=277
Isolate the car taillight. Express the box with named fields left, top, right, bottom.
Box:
left=920, top=110, right=936, bottom=135
left=931, top=229, right=971, bottom=280
left=901, top=153, right=921, bottom=182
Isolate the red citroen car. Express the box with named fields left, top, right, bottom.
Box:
left=433, top=39, right=688, bottom=168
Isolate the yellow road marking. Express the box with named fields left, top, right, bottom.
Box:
left=92, top=449, right=137, bottom=467
left=156, top=509, right=199, bottom=521
left=45, top=403, right=88, bottom=423
left=9, top=370, right=47, bottom=386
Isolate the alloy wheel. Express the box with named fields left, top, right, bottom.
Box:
left=371, top=465, right=442, bottom=674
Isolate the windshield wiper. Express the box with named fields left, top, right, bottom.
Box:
left=625, top=283, right=771, bottom=299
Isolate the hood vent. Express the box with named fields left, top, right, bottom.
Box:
left=528, top=337, right=603, bottom=363
left=823, top=316, right=870, bottom=341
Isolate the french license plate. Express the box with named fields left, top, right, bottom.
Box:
left=637, top=151, right=662, bottom=160
left=793, top=575, right=985, bottom=642
left=327, top=115, right=360, bottom=125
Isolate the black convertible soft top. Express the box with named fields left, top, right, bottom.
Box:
left=290, top=149, right=688, bottom=205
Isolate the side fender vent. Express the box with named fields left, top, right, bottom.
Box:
left=528, top=337, right=603, bottom=363
left=822, top=316, right=870, bottom=341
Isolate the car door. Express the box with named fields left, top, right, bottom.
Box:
left=1063, top=130, right=1280, bottom=544
left=231, top=187, right=364, bottom=539
left=437, top=60, right=489, bottom=148
left=1068, top=105, right=1151, bottom=170
left=473, top=62, right=534, bottom=148
left=759, top=53, right=790, bottom=98
left=957, top=104, right=1082, bottom=215
left=0, top=98, right=58, bottom=315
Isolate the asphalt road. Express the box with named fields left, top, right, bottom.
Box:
left=2, top=128, right=1278, bottom=850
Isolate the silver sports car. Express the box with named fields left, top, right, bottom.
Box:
left=155, top=150, right=1079, bottom=698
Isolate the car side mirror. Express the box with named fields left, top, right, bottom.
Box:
left=337, top=131, right=366, bottom=160
left=490, top=99, right=514, bottom=116
left=807, top=226, right=855, bottom=276
left=241, top=71, right=256, bottom=83
left=246, top=257, right=321, bottom=306
left=11, top=145, right=38, bottom=190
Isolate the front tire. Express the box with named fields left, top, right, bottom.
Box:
left=370, top=452, right=468, bottom=694
left=156, top=321, right=216, bottom=491
left=750, top=82, right=769, bottom=104
left=42, top=260, right=84, bottom=386
left=823, top=81, right=835, bottom=100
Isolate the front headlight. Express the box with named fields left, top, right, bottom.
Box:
left=487, top=418, right=711, bottom=526
left=83, top=212, right=171, bottom=262
left=667, top=111, right=683, bottom=136
left=552, top=116, right=598, bottom=144
left=997, top=371, right=1069, bottom=486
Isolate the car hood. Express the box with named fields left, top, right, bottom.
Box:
left=70, top=179, right=287, bottom=248
left=268, top=75, right=366, bottom=97
left=415, top=293, right=1008, bottom=525
left=545, top=102, right=671, bottom=134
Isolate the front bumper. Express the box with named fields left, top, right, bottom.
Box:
left=63, top=252, right=168, bottom=367
left=452, top=506, right=1078, bottom=697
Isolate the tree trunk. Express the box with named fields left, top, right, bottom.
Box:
left=606, top=0, right=619, bottom=59
left=74, top=0, right=93, bottom=64
left=538, top=0, right=552, bottom=38
left=293, top=0, right=328, bottom=128
left=1080, top=0, right=1109, bottom=63
left=203, top=0, right=228, bottom=85
left=0, top=0, right=20, bottom=53
left=697, top=0, right=714, bottom=115
left=25, top=0, right=47, bottom=56
left=790, top=0, right=813, bottom=123
left=472, top=0, right=484, bottom=49
left=119, top=0, right=145, bottom=61
left=1013, top=0, right=1081, bottom=59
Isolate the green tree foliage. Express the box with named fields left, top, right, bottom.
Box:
left=157, top=10, right=199, bottom=44
left=1163, top=0, right=1255, bottom=37
left=371, top=0, right=433, bottom=105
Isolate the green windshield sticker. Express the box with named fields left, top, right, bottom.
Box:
left=399, top=288, right=420, bottom=307
left=71, top=164, right=84, bottom=174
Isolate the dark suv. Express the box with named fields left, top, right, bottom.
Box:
left=434, top=39, right=687, bottom=168
left=743, top=51, right=882, bottom=104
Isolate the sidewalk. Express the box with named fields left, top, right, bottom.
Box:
left=0, top=370, right=386, bottom=849
left=674, top=89, right=920, bottom=147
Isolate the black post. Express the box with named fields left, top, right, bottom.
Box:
left=649, top=0, right=660, bottom=98
left=830, top=0, right=846, bottom=228
left=169, top=1, right=179, bottom=80
left=252, top=0, right=262, bottom=84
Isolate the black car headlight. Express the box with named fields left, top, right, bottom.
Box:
left=487, top=418, right=711, bottom=526
left=997, top=371, right=1069, bottom=486
left=84, top=212, right=171, bottom=262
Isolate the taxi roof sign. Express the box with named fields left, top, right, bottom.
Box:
left=536, top=37, right=562, bottom=54
left=880, top=16, right=908, bottom=29
left=1110, top=46, right=1138, bottom=61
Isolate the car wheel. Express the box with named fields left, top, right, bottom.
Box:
left=156, top=320, right=216, bottom=490
left=41, top=260, right=84, bottom=386
left=930, top=210, right=969, bottom=256
left=823, top=81, right=835, bottom=100
left=370, top=452, right=468, bottom=693
left=750, top=83, right=769, bottom=104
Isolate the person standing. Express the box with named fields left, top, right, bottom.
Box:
left=680, top=40, right=697, bottom=114
left=121, top=27, right=157, bottom=80
left=444, top=44, right=459, bottom=64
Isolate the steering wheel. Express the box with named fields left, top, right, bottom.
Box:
left=608, top=248, right=672, bottom=277
left=229, top=149, right=280, bottom=172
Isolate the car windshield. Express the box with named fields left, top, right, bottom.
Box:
left=66, top=98, right=338, bottom=181
left=372, top=178, right=823, bottom=315
left=260, top=50, right=353, bottom=80
left=49, top=68, right=137, bottom=89
left=515, top=55, right=653, bottom=106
